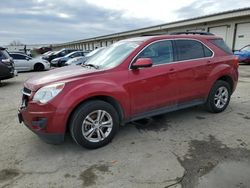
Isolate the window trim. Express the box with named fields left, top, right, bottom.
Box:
left=129, top=38, right=214, bottom=70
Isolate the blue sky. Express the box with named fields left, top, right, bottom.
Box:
left=0, top=0, right=249, bottom=45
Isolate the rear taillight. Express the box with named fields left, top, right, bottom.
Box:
left=233, top=57, right=239, bottom=69
left=1, top=59, right=11, bottom=65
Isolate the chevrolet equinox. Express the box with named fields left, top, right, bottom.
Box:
left=18, top=34, right=239, bottom=149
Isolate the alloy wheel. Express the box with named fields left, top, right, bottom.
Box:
left=214, top=86, right=229, bottom=109
left=82, top=110, right=113, bottom=143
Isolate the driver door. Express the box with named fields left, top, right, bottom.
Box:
left=128, top=40, right=180, bottom=116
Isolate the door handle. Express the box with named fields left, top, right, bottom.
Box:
left=169, top=68, right=175, bottom=72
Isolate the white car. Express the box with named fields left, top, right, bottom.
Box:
left=51, top=51, right=86, bottom=67
left=65, top=47, right=105, bottom=66
left=9, top=53, right=50, bottom=72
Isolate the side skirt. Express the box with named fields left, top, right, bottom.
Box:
left=124, top=99, right=205, bottom=123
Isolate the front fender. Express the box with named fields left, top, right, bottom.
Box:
left=54, top=79, right=130, bottom=131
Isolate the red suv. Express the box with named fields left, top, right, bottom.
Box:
left=18, top=33, right=239, bottom=149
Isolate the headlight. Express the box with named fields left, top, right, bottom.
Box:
left=43, top=60, right=50, bottom=64
left=33, top=83, right=65, bottom=104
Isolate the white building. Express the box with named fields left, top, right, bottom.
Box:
left=52, top=7, right=250, bottom=51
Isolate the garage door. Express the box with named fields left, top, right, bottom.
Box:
left=209, top=26, right=228, bottom=41
left=234, top=23, right=250, bottom=50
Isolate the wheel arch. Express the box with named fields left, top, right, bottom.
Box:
left=216, top=75, right=234, bottom=92
left=34, top=62, right=44, bottom=71
left=65, top=95, right=125, bottom=133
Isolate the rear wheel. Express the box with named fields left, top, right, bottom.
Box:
left=206, top=80, right=231, bottom=113
left=34, top=63, right=44, bottom=71
left=70, top=100, right=119, bottom=149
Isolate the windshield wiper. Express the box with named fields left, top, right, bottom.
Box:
left=82, top=63, right=99, bottom=69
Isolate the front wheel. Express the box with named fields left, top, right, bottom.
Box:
left=70, top=100, right=119, bottom=149
left=206, top=80, right=231, bottom=113
left=34, top=63, right=44, bottom=71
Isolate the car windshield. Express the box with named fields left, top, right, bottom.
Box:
left=86, top=48, right=104, bottom=57
left=54, top=49, right=65, bottom=55
left=241, top=46, right=250, bottom=51
left=84, top=41, right=141, bottom=69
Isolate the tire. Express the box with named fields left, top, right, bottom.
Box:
left=206, top=80, right=231, bottom=113
left=58, top=60, right=66, bottom=67
left=70, top=100, right=119, bottom=149
left=34, top=63, right=44, bottom=71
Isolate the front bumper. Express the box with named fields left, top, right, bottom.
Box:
left=18, top=87, right=67, bottom=145
left=18, top=109, right=64, bottom=144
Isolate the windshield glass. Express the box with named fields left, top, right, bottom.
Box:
left=86, top=48, right=104, bottom=57
left=85, top=41, right=141, bottom=69
left=241, top=46, right=250, bottom=51
left=54, top=49, right=64, bottom=55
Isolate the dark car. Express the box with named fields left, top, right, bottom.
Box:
left=0, top=47, right=16, bottom=82
left=35, top=46, right=52, bottom=54
left=19, top=34, right=238, bottom=149
left=42, top=48, right=77, bottom=62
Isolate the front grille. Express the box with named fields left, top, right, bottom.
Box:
left=23, top=87, right=32, bottom=96
left=21, top=87, right=31, bottom=108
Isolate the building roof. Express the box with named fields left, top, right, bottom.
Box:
left=54, top=7, right=250, bottom=46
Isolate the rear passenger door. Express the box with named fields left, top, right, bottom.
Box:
left=174, top=39, right=214, bottom=103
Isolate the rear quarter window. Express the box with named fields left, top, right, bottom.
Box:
left=210, top=39, right=233, bottom=55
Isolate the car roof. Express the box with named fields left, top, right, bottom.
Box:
left=123, top=34, right=221, bottom=43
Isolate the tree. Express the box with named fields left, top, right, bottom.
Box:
left=9, top=40, right=24, bottom=46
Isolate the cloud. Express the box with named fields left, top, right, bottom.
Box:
left=175, top=0, right=250, bottom=19
left=0, top=0, right=157, bottom=45
left=0, top=0, right=249, bottom=45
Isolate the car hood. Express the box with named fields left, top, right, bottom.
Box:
left=32, top=56, right=44, bottom=61
left=51, top=57, right=61, bottom=62
left=24, top=66, right=100, bottom=91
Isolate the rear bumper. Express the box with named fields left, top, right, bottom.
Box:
left=0, top=66, right=15, bottom=80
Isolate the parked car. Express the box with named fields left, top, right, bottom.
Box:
left=42, top=48, right=77, bottom=62
left=42, top=51, right=53, bottom=56
left=234, top=45, right=250, bottom=64
left=0, top=47, right=17, bottom=81
left=51, top=51, right=87, bottom=67
left=18, top=33, right=239, bottom=149
left=10, top=53, right=50, bottom=72
left=65, top=47, right=105, bottom=66
left=34, top=46, right=52, bottom=54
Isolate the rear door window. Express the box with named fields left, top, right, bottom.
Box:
left=12, top=54, right=26, bottom=60
left=137, top=40, right=173, bottom=65
left=175, top=40, right=212, bottom=61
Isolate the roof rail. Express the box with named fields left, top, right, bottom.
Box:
left=170, top=31, right=214, bottom=36
left=140, top=33, right=165, bottom=36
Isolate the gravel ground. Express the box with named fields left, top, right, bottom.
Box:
left=0, top=64, right=250, bottom=188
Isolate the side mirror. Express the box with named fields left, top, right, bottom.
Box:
left=131, top=58, right=153, bottom=69
left=26, top=57, right=30, bottom=60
